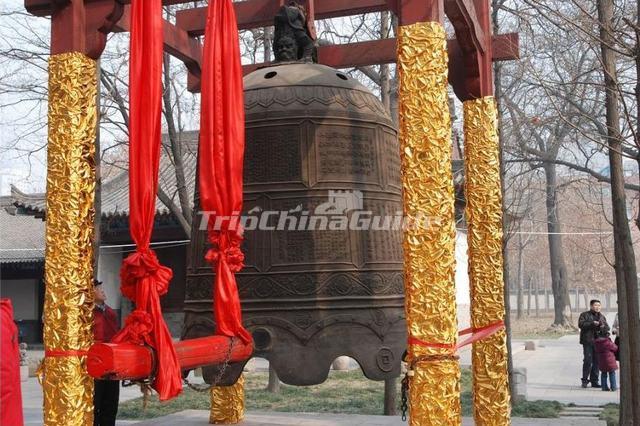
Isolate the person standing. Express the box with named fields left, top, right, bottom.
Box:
left=594, top=330, right=618, bottom=391
left=93, top=280, right=121, bottom=426
left=578, top=299, right=609, bottom=388
left=1, top=298, right=24, bottom=426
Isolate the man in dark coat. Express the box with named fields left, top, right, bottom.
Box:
left=93, top=280, right=121, bottom=426
left=578, top=299, right=609, bottom=388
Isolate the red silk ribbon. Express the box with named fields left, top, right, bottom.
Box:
left=111, top=0, right=182, bottom=401
left=199, top=0, right=251, bottom=344
left=408, top=320, right=505, bottom=351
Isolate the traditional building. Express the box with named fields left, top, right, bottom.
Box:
left=6, top=133, right=199, bottom=341
left=0, top=196, right=45, bottom=343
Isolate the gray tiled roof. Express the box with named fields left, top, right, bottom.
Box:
left=12, top=132, right=198, bottom=218
left=0, top=196, right=45, bottom=263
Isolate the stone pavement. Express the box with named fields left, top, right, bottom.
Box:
left=130, top=410, right=605, bottom=425
left=21, top=372, right=205, bottom=425
left=20, top=334, right=615, bottom=424
left=511, top=334, right=619, bottom=406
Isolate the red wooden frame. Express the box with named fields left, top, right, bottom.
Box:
left=26, top=0, right=518, bottom=100
left=25, top=0, right=519, bottom=380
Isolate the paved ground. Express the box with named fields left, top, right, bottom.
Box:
left=512, top=334, right=619, bottom=406
left=21, top=371, right=205, bottom=425
left=20, top=334, right=616, bottom=424
left=130, top=410, right=605, bottom=425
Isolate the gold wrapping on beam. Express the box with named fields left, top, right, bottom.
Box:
left=397, top=21, right=461, bottom=425
left=463, top=97, right=511, bottom=425
left=210, top=375, right=245, bottom=424
left=42, top=52, right=97, bottom=426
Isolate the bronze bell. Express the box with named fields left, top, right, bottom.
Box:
left=183, top=62, right=405, bottom=385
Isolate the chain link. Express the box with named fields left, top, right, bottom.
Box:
left=183, top=336, right=236, bottom=392
left=400, top=372, right=409, bottom=421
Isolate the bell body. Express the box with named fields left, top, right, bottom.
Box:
left=184, top=63, right=405, bottom=385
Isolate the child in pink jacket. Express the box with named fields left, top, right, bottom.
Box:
left=594, top=330, right=618, bottom=391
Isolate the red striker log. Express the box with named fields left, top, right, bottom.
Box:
left=87, top=336, right=253, bottom=380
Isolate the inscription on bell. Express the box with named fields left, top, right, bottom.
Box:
left=245, top=126, right=300, bottom=183
left=315, top=126, right=378, bottom=182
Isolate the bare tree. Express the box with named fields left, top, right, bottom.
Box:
left=597, top=0, right=640, bottom=421
left=498, top=0, right=640, bottom=421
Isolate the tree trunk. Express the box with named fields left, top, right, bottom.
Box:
left=380, top=11, right=391, bottom=114
left=93, top=62, right=102, bottom=277
left=267, top=363, right=280, bottom=393
left=517, top=232, right=524, bottom=319
left=535, top=274, right=539, bottom=318
left=264, top=27, right=272, bottom=62
left=582, top=286, right=590, bottom=312
left=162, top=53, right=192, bottom=237
left=389, top=14, right=399, bottom=126
left=494, top=20, right=516, bottom=400
left=543, top=162, right=572, bottom=327
left=502, top=245, right=516, bottom=401
left=526, top=277, right=531, bottom=317
left=613, top=238, right=633, bottom=424
left=597, top=1, right=640, bottom=422
left=544, top=286, right=549, bottom=312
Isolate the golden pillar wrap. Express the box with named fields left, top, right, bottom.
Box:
left=209, top=375, right=245, bottom=424
left=42, top=52, right=97, bottom=426
left=463, top=97, right=511, bottom=425
left=398, top=22, right=461, bottom=425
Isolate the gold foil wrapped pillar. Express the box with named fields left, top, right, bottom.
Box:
left=209, top=375, right=245, bottom=424
left=397, top=22, right=461, bottom=425
left=42, top=52, right=97, bottom=425
left=463, top=97, right=511, bottom=425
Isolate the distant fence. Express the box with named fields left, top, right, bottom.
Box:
left=508, top=289, right=617, bottom=315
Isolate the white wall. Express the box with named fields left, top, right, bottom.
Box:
left=97, top=248, right=123, bottom=310
left=0, top=279, right=38, bottom=320
left=455, top=231, right=471, bottom=329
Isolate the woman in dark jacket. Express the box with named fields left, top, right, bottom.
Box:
left=594, top=331, right=618, bottom=391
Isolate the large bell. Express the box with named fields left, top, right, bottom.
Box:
left=183, top=62, right=405, bottom=385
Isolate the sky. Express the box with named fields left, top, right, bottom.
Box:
left=0, top=0, right=50, bottom=195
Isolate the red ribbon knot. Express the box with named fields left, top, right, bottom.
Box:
left=205, top=230, right=245, bottom=273
left=120, top=248, right=173, bottom=299
left=113, top=309, right=154, bottom=346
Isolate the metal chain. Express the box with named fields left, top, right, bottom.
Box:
left=184, top=336, right=236, bottom=392
left=122, top=371, right=155, bottom=409
left=400, top=372, right=409, bottom=421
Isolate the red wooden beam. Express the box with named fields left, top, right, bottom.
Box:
left=113, top=5, right=202, bottom=78
left=397, top=0, right=444, bottom=25
left=26, top=0, right=200, bottom=17
left=49, top=0, right=87, bottom=55
left=186, top=33, right=517, bottom=93
left=176, top=0, right=394, bottom=37
left=87, top=335, right=253, bottom=380
left=444, top=0, right=485, bottom=54
left=239, top=33, right=518, bottom=76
